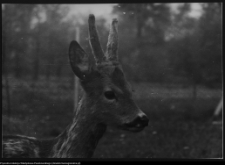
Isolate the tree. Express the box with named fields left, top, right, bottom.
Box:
left=197, top=3, right=222, bottom=87
left=113, top=3, right=171, bottom=47
left=2, top=4, right=74, bottom=80
left=168, top=3, right=222, bottom=99
left=2, top=4, right=37, bottom=78
left=30, top=5, right=70, bottom=80
left=2, top=4, right=37, bottom=118
left=112, top=3, right=171, bottom=82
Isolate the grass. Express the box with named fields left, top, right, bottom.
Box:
left=94, top=98, right=222, bottom=158
left=2, top=76, right=223, bottom=158
left=94, top=120, right=222, bottom=158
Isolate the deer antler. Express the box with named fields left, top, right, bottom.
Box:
left=106, top=18, right=118, bottom=62
left=88, top=14, right=105, bottom=64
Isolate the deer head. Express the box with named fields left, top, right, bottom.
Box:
left=69, top=14, right=149, bottom=132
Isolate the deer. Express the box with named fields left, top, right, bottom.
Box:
left=2, top=14, right=149, bottom=158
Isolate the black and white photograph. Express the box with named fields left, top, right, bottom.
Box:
left=2, top=3, right=222, bottom=159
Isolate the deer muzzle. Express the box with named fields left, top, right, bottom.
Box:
left=123, top=112, right=149, bottom=132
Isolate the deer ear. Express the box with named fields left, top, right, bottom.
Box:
left=69, top=41, right=89, bottom=80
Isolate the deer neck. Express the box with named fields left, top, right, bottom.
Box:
left=50, top=97, right=107, bottom=158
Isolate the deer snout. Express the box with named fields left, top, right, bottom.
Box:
left=136, top=114, right=149, bottom=127
left=126, top=115, right=149, bottom=127
left=123, top=112, right=149, bottom=132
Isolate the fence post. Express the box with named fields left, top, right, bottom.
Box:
left=74, top=27, right=80, bottom=113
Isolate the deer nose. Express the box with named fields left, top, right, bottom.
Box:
left=135, top=115, right=149, bottom=127
left=125, top=114, right=149, bottom=128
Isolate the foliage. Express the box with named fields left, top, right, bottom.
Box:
left=113, top=3, right=171, bottom=45
left=197, top=3, right=222, bottom=86
left=2, top=3, right=222, bottom=87
left=2, top=4, right=73, bottom=79
left=168, top=3, right=222, bottom=87
left=112, top=3, right=222, bottom=86
left=31, top=5, right=72, bottom=80
left=2, top=4, right=36, bottom=77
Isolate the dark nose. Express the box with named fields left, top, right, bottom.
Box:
left=137, top=115, right=149, bottom=127
left=125, top=115, right=149, bottom=128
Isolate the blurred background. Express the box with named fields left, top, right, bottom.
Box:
left=2, top=3, right=222, bottom=158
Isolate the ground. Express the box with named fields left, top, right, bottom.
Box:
left=2, top=76, right=222, bottom=158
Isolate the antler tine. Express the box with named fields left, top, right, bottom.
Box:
left=106, top=18, right=118, bottom=62
left=88, top=14, right=105, bottom=64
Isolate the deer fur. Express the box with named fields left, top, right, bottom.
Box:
left=3, top=14, right=149, bottom=158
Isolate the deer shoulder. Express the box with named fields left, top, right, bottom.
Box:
left=3, top=135, right=54, bottom=158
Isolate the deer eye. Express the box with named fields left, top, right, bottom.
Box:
left=104, top=91, right=116, bottom=100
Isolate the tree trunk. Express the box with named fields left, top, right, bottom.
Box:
left=5, top=73, right=11, bottom=118
left=136, top=14, right=143, bottom=48
left=135, top=5, right=144, bottom=49
left=2, top=31, right=11, bottom=118
left=33, top=54, right=39, bottom=80
left=15, top=53, right=21, bottom=78
left=192, top=80, right=197, bottom=100
left=46, top=63, right=51, bottom=80
left=56, top=64, right=62, bottom=78
left=33, top=35, right=40, bottom=81
left=33, top=51, right=40, bottom=80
